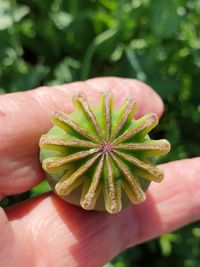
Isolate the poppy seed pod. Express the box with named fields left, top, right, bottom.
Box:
left=39, top=91, right=170, bottom=214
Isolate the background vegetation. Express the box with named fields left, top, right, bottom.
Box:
left=0, top=0, right=199, bottom=266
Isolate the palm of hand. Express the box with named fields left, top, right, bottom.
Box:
left=0, top=77, right=199, bottom=267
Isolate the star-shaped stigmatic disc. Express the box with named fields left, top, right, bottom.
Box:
left=39, top=91, right=170, bottom=214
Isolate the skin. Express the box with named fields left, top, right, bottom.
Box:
left=0, top=77, right=199, bottom=267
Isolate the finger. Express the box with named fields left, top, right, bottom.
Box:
left=85, top=77, right=164, bottom=118
left=122, top=157, right=200, bottom=247
left=2, top=157, right=200, bottom=267
left=0, top=77, right=163, bottom=198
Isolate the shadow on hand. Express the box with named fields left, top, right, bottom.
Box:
left=50, top=191, right=162, bottom=266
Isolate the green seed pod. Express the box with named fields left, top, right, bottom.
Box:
left=39, top=91, right=170, bottom=214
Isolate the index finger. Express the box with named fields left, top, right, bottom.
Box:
left=0, top=77, right=163, bottom=198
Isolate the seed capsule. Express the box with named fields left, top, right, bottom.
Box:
left=39, top=91, right=170, bottom=214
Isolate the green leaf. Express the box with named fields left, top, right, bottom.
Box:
left=53, top=57, right=80, bottom=83
left=51, top=11, right=73, bottom=30
left=81, top=27, right=119, bottom=79
left=0, top=1, right=29, bottom=30
left=13, top=6, right=30, bottom=22
left=0, top=1, right=12, bottom=30
left=31, top=180, right=51, bottom=197
left=150, top=0, right=182, bottom=38
left=149, top=76, right=181, bottom=99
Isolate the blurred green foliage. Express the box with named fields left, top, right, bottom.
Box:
left=0, top=0, right=200, bottom=266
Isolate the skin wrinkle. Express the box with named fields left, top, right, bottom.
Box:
left=14, top=222, right=36, bottom=267
left=30, top=198, right=77, bottom=266
left=8, top=96, right=23, bottom=115
left=32, top=229, right=52, bottom=267
left=69, top=216, right=122, bottom=267
left=32, top=84, right=76, bottom=113
left=0, top=152, right=43, bottom=195
left=0, top=134, right=37, bottom=154
left=178, top=159, right=200, bottom=221
left=117, top=207, right=139, bottom=251
left=107, top=215, right=122, bottom=257
left=160, top=197, right=187, bottom=232
left=156, top=197, right=186, bottom=233
left=160, top=161, right=196, bottom=225
left=11, top=200, right=54, bottom=267
left=153, top=159, right=200, bottom=231
left=47, top=197, right=121, bottom=266
left=31, top=89, right=55, bottom=115
left=129, top=193, right=160, bottom=246
left=0, top=96, right=47, bottom=143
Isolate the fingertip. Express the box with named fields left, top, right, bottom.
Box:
left=86, top=77, right=164, bottom=118
left=128, top=79, right=164, bottom=119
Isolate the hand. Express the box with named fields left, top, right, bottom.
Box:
left=0, top=77, right=199, bottom=267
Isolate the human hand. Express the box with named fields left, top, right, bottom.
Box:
left=0, top=77, right=199, bottom=267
